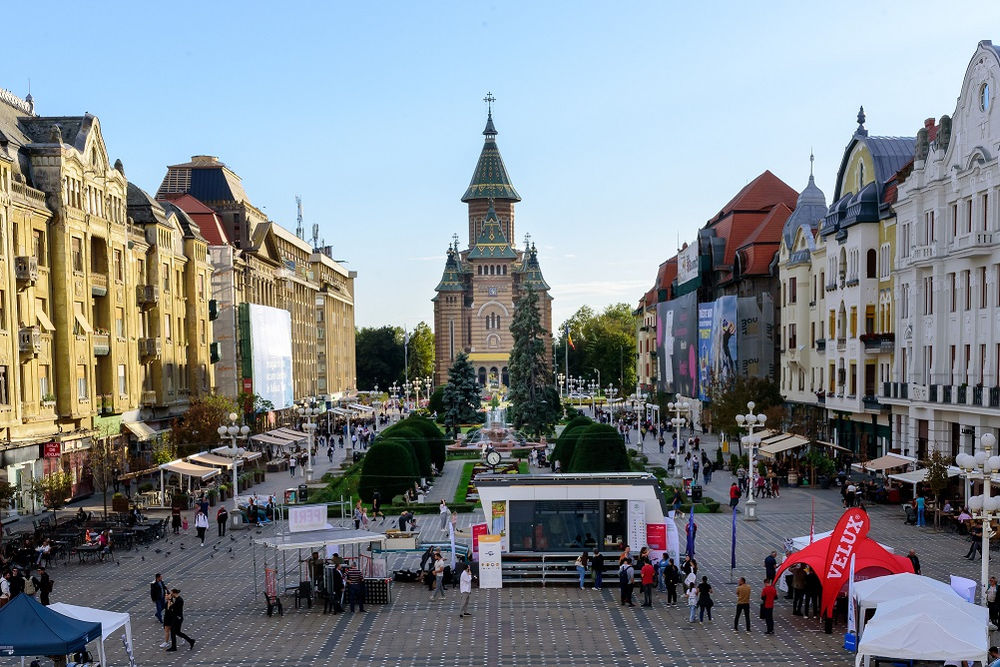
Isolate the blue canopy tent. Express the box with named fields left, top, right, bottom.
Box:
left=0, top=595, right=102, bottom=658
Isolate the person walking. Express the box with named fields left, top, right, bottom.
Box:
left=160, top=590, right=174, bottom=649
left=640, top=558, right=655, bottom=607
left=194, top=510, right=209, bottom=546
left=729, top=482, right=741, bottom=511
left=439, top=500, right=450, bottom=530
left=764, top=550, right=777, bottom=582
left=33, top=567, right=51, bottom=606
left=430, top=553, right=447, bottom=601
left=686, top=582, right=699, bottom=622
left=353, top=503, right=363, bottom=530
left=171, top=504, right=182, bottom=535
left=664, top=558, right=679, bottom=605
left=987, top=576, right=999, bottom=628
left=697, top=576, right=714, bottom=622
left=150, top=573, right=168, bottom=623
left=657, top=554, right=669, bottom=593
left=618, top=557, right=635, bottom=607
left=458, top=564, right=473, bottom=617
left=804, top=566, right=822, bottom=619
left=288, top=455, right=297, bottom=477
left=574, top=551, right=589, bottom=590
left=734, top=577, right=751, bottom=632
left=216, top=507, right=228, bottom=537
left=591, top=547, right=604, bottom=590
left=761, top=577, right=778, bottom=634
left=165, top=589, right=195, bottom=651
left=346, top=561, right=365, bottom=612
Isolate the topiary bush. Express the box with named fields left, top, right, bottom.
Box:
left=399, top=416, right=448, bottom=471
left=552, top=416, right=592, bottom=465
left=567, top=423, right=629, bottom=473
left=358, top=441, right=418, bottom=503
left=378, top=423, right=432, bottom=478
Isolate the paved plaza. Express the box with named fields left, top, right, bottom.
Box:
left=7, top=428, right=995, bottom=666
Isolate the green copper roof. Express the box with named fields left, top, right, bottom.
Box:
left=461, top=114, right=521, bottom=203
left=467, top=203, right=518, bottom=259
left=518, top=244, right=550, bottom=291
left=434, top=246, right=465, bottom=292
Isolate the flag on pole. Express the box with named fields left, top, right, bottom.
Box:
left=810, top=497, right=815, bottom=544
left=449, top=521, right=457, bottom=570
left=566, top=325, right=576, bottom=350
left=730, top=506, right=737, bottom=570
left=685, top=509, right=696, bottom=556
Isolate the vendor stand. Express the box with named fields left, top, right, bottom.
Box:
left=0, top=595, right=102, bottom=665
left=47, top=603, right=134, bottom=667
left=157, top=458, right=221, bottom=507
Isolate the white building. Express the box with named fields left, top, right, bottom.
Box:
left=891, top=41, right=1000, bottom=458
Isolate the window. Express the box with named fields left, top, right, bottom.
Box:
left=166, top=364, right=174, bottom=394
left=164, top=316, right=172, bottom=341
left=983, top=193, right=990, bottom=231
left=71, top=237, right=83, bottom=272
left=197, top=274, right=205, bottom=300
left=949, top=273, right=957, bottom=312
left=113, top=249, right=123, bottom=281
left=965, top=344, right=972, bottom=384
left=788, top=323, right=796, bottom=349
left=965, top=271, right=972, bottom=311
left=850, top=306, right=857, bottom=338
left=866, top=248, right=876, bottom=278
left=924, top=211, right=935, bottom=244
left=811, top=322, right=815, bottom=346
left=952, top=203, right=959, bottom=238
left=950, top=346, right=957, bottom=385
left=76, top=364, right=88, bottom=400
left=789, top=277, right=797, bottom=304
left=982, top=82, right=991, bottom=112
left=900, top=224, right=910, bottom=257
left=981, top=267, right=988, bottom=309
left=39, top=365, right=50, bottom=400
left=865, top=305, right=875, bottom=334
left=162, top=263, right=170, bottom=292
left=199, top=320, right=206, bottom=344
left=967, top=199, right=974, bottom=234
left=32, top=230, right=45, bottom=266
left=849, top=363, right=857, bottom=396
left=901, top=283, right=910, bottom=319
left=924, top=276, right=934, bottom=315
left=117, top=364, right=127, bottom=396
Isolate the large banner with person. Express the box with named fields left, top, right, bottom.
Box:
left=656, top=292, right=698, bottom=397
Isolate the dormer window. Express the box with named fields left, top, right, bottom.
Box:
left=981, top=82, right=991, bottom=112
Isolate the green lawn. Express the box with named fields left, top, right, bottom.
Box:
left=454, top=461, right=477, bottom=504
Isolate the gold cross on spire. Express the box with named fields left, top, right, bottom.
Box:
left=484, top=92, right=495, bottom=115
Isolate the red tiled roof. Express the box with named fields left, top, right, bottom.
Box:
left=657, top=257, right=678, bottom=291
left=738, top=243, right=780, bottom=277
left=737, top=203, right=792, bottom=248
left=713, top=170, right=798, bottom=218
left=159, top=193, right=230, bottom=245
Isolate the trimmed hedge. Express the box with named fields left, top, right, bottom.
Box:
left=379, top=423, right=432, bottom=478
left=552, top=415, right=592, bottom=466
left=358, top=440, right=418, bottom=503
left=568, top=423, right=629, bottom=473
left=398, top=416, right=448, bottom=471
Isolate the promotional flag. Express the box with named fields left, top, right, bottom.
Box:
left=844, top=553, right=857, bottom=651
left=665, top=513, right=681, bottom=566
left=730, top=506, right=737, bottom=570
left=810, top=497, right=815, bottom=544
left=686, top=509, right=696, bottom=556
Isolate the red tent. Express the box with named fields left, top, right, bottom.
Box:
left=773, top=507, right=913, bottom=617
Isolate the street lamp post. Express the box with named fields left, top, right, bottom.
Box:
left=297, top=403, right=327, bottom=483
left=667, top=397, right=690, bottom=453
left=557, top=373, right=565, bottom=398
left=217, top=412, right=250, bottom=511
left=735, top=401, right=767, bottom=521
left=606, top=384, right=618, bottom=420
left=587, top=381, right=597, bottom=416
left=956, top=432, right=1000, bottom=608
left=424, top=377, right=432, bottom=405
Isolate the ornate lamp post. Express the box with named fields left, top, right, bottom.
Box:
left=587, top=380, right=598, bottom=416
left=557, top=373, right=565, bottom=398
left=424, top=377, right=432, bottom=404
left=217, top=412, right=250, bottom=510
left=956, top=432, right=1000, bottom=608
left=297, top=403, right=326, bottom=482
left=606, top=384, right=618, bottom=419
left=667, top=397, right=691, bottom=453
left=736, top=401, right=767, bottom=521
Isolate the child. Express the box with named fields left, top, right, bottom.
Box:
left=686, top=583, right=699, bottom=622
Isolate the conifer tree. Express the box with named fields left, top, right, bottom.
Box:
left=442, top=352, right=481, bottom=435
left=509, top=289, right=559, bottom=438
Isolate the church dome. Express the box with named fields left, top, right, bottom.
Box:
left=781, top=157, right=827, bottom=251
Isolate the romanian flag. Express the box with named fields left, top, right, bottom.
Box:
left=566, top=326, right=575, bottom=350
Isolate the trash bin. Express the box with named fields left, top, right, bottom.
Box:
left=284, top=488, right=297, bottom=504
left=690, top=485, right=703, bottom=502
left=298, top=484, right=309, bottom=503
left=682, top=477, right=693, bottom=494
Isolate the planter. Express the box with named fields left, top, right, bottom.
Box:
left=112, top=496, right=130, bottom=513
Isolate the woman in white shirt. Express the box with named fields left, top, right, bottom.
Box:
left=194, top=510, right=209, bottom=546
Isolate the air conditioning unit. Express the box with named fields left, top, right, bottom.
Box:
left=18, top=326, right=41, bottom=355
left=14, top=256, right=38, bottom=284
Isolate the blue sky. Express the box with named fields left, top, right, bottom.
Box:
left=8, top=2, right=999, bottom=329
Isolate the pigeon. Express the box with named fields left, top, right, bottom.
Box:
left=141, top=556, right=145, bottom=561
left=180, top=544, right=185, bottom=550
left=210, top=555, right=214, bottom=559
left=227, top=548, right=232, bottom=553
left=154, top=549, right=162, bottom=554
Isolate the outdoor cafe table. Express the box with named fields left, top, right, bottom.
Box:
left=73, top=544, right=104, bottom=564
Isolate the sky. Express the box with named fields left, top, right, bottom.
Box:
left=6, top=2, right=1000, bottom=331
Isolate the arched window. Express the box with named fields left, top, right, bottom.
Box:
left=838, top=248, right=847, bottom=283
left=866, top=249, right=877, bottom=278
left=477, top=265, right=482, bottom=275
left=478, top=367, right=487, bottom=385
left=501, top=265, right=507, bottom=276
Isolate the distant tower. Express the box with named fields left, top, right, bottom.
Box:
left=295, top=195, right=304, bottom=240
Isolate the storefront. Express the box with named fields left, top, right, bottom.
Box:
left=475, top=473, right=668, bottom=553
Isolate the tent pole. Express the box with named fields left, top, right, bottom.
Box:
left=97, top=636, right=106, bottom=667
left=253, top=539, right=258, bottom=598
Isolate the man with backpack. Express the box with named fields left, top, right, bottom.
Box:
left=619, top=557, right=635, bottom=607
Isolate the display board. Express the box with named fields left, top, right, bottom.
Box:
left=478, top=534, right=503, bottom=589
left=627, top=500, right=647, bottom=553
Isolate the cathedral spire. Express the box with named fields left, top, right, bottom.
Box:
left=461, top=94, right=521, bottom=203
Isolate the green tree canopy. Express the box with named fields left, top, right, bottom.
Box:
left=509, top=289, right=559, bottom=438
left=554, top=303, right=637, bottom=394
left=172, top=395, right=239, bottom=456
left=567, top=423, right=630, bottom=473
left=356, top=325, right=405, bottom=390
left=406, top=321, right=435, bottom=382
left=378, top=423, right=433, bottom=478
left=358, top=440, right=419, bottom=503
left=707, top=375, right=784, bottom=445
left=442, top=352, right=481, bottom=432
left=552, top=416, right=592, bottom=466
left=398, top=416, right=448, bottom=470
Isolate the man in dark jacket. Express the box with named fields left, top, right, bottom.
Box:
left=34, top=567, right=51, bottom=606
left=664, top=558, right=679, bottom=605
left=150, top=573, right=168, bottom=622
left=166, top=589, right=195, bottom=651
left=764, top=551, right=777, bottom=582
left=591, top=547, right=605, bottom=590
left=324, top=564, right=345, bottom=614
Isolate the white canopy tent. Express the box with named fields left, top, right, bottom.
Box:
left=887, top=465, right=962, bottom=494
left=212, top=445, right=262, bottom=461
left=158, top=459, right=221, bottom=506
left=853, top=572, right=961, bottom=633
left=855, top=592, right=988, bottom=666
left=852, top=453, right=915, bottom=473
left=46, top=603, right=133, bottom=667
left=272, top=428, right=308, bottom=442
left=188, top=452, right=236, bottom=470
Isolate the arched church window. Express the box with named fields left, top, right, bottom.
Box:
left=502, top=265, right=507, bottom=275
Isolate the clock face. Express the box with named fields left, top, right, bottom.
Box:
left=488, top=286, right=498, bottom=297
left=486, top=451, right=501, bottom=466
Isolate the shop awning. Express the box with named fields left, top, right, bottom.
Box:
left=158, top=460, right=221, bottom=481
left=251, top=433, right=293, bottom=446
left=123, top=421, right=167, bottom=442
left=758, top=434, right=810, bottom=457
left=330, top=407, right=353, bottom=416
left=815, top=440, right=851, bottom=453
left=212, top=446, right=262, bottom=461
left=188, top=452, right=236, bottom=470
left=73, top=312, right=93, bottom=334
left=852, top=453, right=915, bottom=472
left=348, top=403, right=374, bottom=413
left=36, top=310, right=55, bottom=332
left=272, top=428, right=307, bottom=441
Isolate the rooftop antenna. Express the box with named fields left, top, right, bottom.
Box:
left=312, top=222, right=320, bottom=250
left=295, top=195, right=304, bottom=240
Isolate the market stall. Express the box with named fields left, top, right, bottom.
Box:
left=47, top=603, right=134, bottom=666
left=158, top=459, right=221, bottom=506
left=851, top=453, right=914, bottom=474
left=0, top=595, right=102, bottom=662
left=852, top=572, right=965, bottom=634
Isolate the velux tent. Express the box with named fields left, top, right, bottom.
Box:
left=0, top=594, right=101, bottom=657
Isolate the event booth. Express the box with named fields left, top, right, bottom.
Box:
left=0, top=595, right=103, bottom=663
left=47, top=603, right=134, bottom=666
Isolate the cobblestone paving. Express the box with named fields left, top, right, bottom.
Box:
left=14, top=417, right=999, bottom=666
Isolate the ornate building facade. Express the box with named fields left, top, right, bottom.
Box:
left=433, top=109, right=552, bottom=387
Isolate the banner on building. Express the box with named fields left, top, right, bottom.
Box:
left=736, top=294, right=775, bottom=381
left=677, top=242, right=700, bottom=287
left=656, top=292, right=698, bottom=396
left=697, top=302, right=714, bottom=401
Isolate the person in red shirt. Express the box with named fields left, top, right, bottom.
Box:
left=760, top=577, right=778, bottom=634
left=640, top=559, right=655, bottom=607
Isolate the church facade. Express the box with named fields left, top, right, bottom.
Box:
left=433, top=108, right=552, bottom=388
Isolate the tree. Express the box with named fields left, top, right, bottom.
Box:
left=552, top=416, right=592, bottom=467
left=554, top=303, right=637, bottom=394
left=358, top=440, right=418, bottom=503
left=355, top=326, right=405, bottom=390
left=379, top=423, right=433, bottom=478
left=406, top=321, right=435, bottom=382
left=173, top=395, right=238, bottom=457
left=87, top=430, right=126, bottom=518
left=706, top=375, right=784, bottom=452
left=442, top=352, right=481, bottom=434
left=923, top=450, right=952, bottom=529
left=567, top=423, right=630, bottom=473
left=399, top=416, right=448, bottom=471
left=37, top=471, right=73, bottom=524
left=508, top=289, right=559, bottom=438
left=0, top=481, right=16, bottom=514
left=427, top=386, right=445, bottom=417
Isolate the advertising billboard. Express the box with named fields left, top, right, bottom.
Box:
left=247, top=304, right=294, bottom=410
left=656, top=292, right=698, bottom=396
left=697, top=302, right=714, bottom=401
left=676, top=242, right=700, bottom=287
left=736, top=294, right=775, bottom=380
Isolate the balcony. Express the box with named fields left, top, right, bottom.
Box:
left=825, top=283, right=838, bottom=292
left=929, top=385, right=938, bottom=402
left=910, top=244, right=938, bottom=264
left=861, top=332, right=895, bottom=352
left=140, top=390, right=157, bottom=406
left=837, top=338, right=847, bottom=352
left=862, top=395, right=884, bottom=412
left=951, top=231, right=994, bottom=257
left=18, top=326, right=41, bottom=355
left=93, top=331, right=110, bottom=356
left=139, top=337, right=162, bottom=359
left=97, top=394, right=114, bottom=416
left=815, top=338, right=826, bottom=352
left=14, top=256, right=38, bottom=284
left=882, top=381, right=893, bottom=399
left=90, top=273, right=108, bottom=297
left=942, top=385, right=953, bottom=404
left=991, top=387, right=1000, bottom=408
left=137, top=284, right=159, bottom=307
left=957, top=385, right=967, bottom=405
left=900, top=383, right=908, bottom=399
left=973, top=386, right=984, bottom=406
left=10, top=181, right=47, bottom=208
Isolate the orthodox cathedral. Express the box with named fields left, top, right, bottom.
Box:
left=433, top=99, right=552, bottom=387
